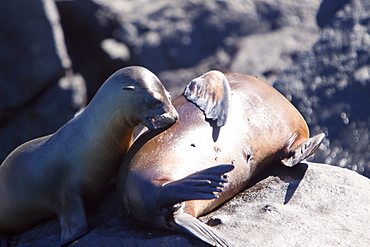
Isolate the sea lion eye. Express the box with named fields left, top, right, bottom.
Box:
left=122, top=85, right=136, bottom=90
left=149, top=98, right=162, bottom=108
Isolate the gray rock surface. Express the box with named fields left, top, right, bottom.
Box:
left=274, top=0, right=370, bottom=177
left=0, top=0, right=86, bottom=162
left=8, top=162, right=370, bottom=246
left=204, top=162, right=370, bottom=246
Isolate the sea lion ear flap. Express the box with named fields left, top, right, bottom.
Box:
left=184, top=70, right=231, bottom=127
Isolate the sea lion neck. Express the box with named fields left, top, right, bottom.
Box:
left=71, top=99, right=135, bottom=153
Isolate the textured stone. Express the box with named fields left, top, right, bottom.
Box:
left=0, top=0, right=64, bottom=121
left=203, top=162, right=370, bottom=246
left=0, top=0, right=86, bottom=162
left=9, top=162, right=370, bottom=246
left=274, top=0, right=370, bottom=176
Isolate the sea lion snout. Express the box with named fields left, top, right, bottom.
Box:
left=142, top=90, right=178, bottom=130
left=162, top=108, right=179, bottom=123
left=145, top=109, right=178, bottom=130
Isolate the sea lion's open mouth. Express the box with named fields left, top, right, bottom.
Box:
left=145, top=115, right=177, bottom=130
left=148, top=117, right=163, bottom=130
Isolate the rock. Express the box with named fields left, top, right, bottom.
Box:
left=56, top=0, right=125, bottom=100
left=0, top=0, right=63, bottom=120
left=0, top=0, right=86, bottom=162
left=57, top=0, right=321, bottom=97
left=203, top=162, right=370, bottom=246
left=94, top=0, right=252, bottom=72
left=274, top=0, right=370, bottom=177
left=8, top=162, right=370, bottom=246
left=230, top=0, right=322, bottom=82
left=316, top=0, right=351, bottom=28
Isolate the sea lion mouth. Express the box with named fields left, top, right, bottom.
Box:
left=147, top=117, right=163, bottom=130
left=145, top=115, right=176, bottom=130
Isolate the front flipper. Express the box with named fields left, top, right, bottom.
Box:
left=58, top=188, right=90, bottom=247
left=159, top=164, right=234, bottom=207
left=282, top=133, right=325, bottom=167
left=172, top=213, right=235, bottom=247
left=184, top=70, right=231, bottom=127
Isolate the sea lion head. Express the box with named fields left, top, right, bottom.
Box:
left=106, top=66, right=178, bottom=130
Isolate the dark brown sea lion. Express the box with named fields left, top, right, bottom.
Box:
left=0, top=66, right=178, bottom=246
left=117, top=71, right=325, bottom=247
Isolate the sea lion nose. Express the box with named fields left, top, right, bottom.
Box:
left=162, top=108, right=178, bottom=123
left=173, top=110, right=179, bottom=121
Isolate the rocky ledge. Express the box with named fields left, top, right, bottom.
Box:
left=8, top=162, right=370, bottom=246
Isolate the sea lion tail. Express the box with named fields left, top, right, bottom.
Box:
left=172, top=213, right=235, bottom=247
left=282, top=133, right=325, bottom=167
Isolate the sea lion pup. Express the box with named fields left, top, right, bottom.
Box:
left=0, top=66, right=178, bottom=246
left=117, top=70, right=325, bottom=247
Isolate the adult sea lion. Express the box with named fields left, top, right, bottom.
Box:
left=117, top=71, right=325, bottom=247
left=0, top=66, right=178, bottom=246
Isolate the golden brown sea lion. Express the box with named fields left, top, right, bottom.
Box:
left=117, top=71, right=324, bottom=247
left=0, top=66, right=178, bottom=246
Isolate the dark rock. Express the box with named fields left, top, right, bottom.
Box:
left=316, top=0, right=351, bottom=28
left=8, top=162, right=370, bottom=246
left=230, top=0, right=322, bottom=82
left=0, top=0, right=64, bottom=123
left=102, top=1, right=255, bottom=72
left=274, top=0, right=370, bottom=176
left=99, top=0, right=323, bottom=96
left=56, top=0, right=125, bottom=100
left=0, top=0, right=86, bottom=162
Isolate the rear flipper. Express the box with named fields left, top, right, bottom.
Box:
left=159, top=164, right=234, bottom=208
left=282, top=133, right=325, bottom=167
left=172, top=213, right=235, bottom=247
